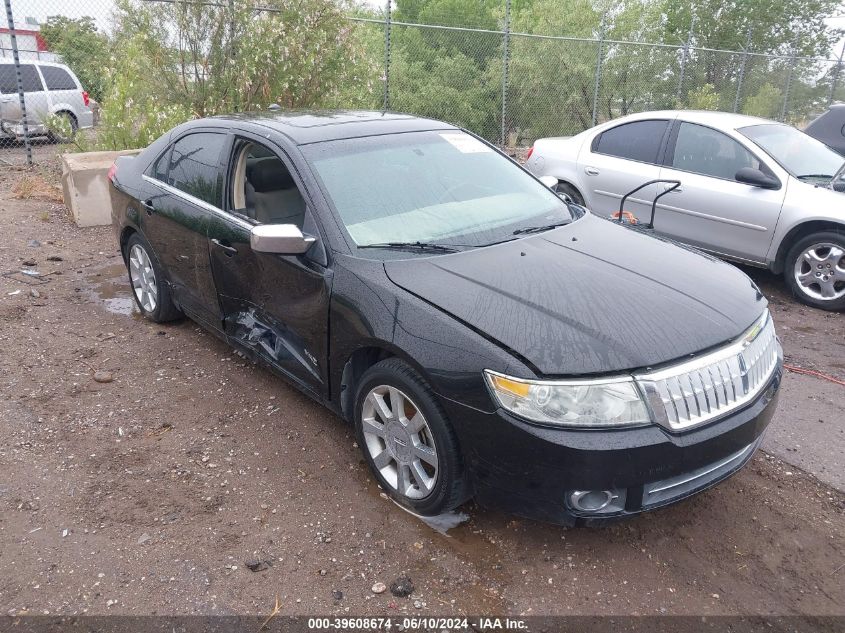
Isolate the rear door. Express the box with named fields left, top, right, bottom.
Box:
left=577, top=119, right=671, bottom=221
left=38, top=64, right=85, bottom=122
left=206, top=134, right=332, bottom=397
left=140, top=130, right=228, bottom=328
left=657, top=121, right=787, bottom=262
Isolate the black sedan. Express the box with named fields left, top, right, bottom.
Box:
left=108, top=111, right=782, bottom=525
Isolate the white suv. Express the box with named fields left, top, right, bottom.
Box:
left=0, top=60, right=94, bottom=140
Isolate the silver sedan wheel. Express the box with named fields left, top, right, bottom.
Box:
left=793, top=242, right=845, bottom=301
left=361, top=385, right=438, bottom=500
left=129, top=244, right=158, bottom=313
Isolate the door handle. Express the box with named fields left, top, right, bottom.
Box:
left=140, top=199, right=155, bottom=214
left=584, top=167, right=600, bottom=176
left=211, top=238, right=238, bottom=257
left=664, top=185, right=683, bottom=193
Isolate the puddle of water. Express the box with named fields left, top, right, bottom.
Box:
left=84, top=259, right=139, bottom=317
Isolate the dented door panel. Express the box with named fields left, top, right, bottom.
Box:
left=206, top=210, right=331, bottom=397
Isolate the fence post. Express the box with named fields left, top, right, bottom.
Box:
left=781, top=42, right=797, bottom=122
left=500, top=0, right=511, bottom=147
left=828, top=41, right=845, bottom=106
left=676, top=14, right=695, bottom=105
left=382, top=0, right=392, bottom=111
left=591, top=12, right=606, bottom=127
left=733, top=27, right=752, bottom=113
left=4, top=0, right=31, bottom=166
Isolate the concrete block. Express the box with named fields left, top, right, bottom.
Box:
left=61, top=149, right=141, bottom=227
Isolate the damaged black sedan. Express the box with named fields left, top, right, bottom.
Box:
left=109, top=111, right=782, bottom=525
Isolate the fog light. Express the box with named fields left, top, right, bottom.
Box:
left=568, top=489, right=625, bottom=514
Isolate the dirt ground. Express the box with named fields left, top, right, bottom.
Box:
left=0, top=165, right=843, bottom=620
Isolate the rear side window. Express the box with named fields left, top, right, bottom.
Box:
left=167, top=132, right=226, bottom=207
left=150, top=147, right=171, bottom=182
left=0, top=64, right=42, bottom=93
left=593, top=120, right=668, bottom=163
left=19, top=65, right=43, bottom=92
left=0, top=65, right=16, bottom=93
left=40, top=66, right=77, bottom=90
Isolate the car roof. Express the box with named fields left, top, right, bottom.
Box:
left=203, top=110, right=458, bottom=145
left=618, top=109, right=776, bottom=131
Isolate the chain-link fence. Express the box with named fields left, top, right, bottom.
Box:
left=2, top=0, right=844, bottom=166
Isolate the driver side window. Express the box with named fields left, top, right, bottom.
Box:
left=672, top=122, right=761, bottom=181
left=231, top=140, right=306, bottom=229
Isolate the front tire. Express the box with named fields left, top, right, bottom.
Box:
left=784, top=231, right=845, bottom=311
left=124, top=233, right=182, bottom=322
left=554, top=181, right=585, bottom=206
left=354, top=359, right=467, bottom=515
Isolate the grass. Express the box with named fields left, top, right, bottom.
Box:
left=11, top=173, right=64, bottom=204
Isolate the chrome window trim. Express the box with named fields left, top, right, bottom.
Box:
left=142, top=174, right=253, bottom=232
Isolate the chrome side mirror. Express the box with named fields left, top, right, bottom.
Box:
left=250, top=224, right=316, bottom=255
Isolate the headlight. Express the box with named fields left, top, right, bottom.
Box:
left=484, top=370, right=651, bottom=428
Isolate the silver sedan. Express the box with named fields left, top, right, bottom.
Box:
left=525, top=110, right=845, bottom=311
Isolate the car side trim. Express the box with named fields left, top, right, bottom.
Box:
left=141, top=174, right=253, bottom=231
left=654, top=199, right=768, bottom=232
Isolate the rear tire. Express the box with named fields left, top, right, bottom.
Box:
left=354, top=358, right=468, bottom=516
left=554, top=181, right=585, bottom=206
left=784, top=231, right=845, bottom=311
left=48, top=112, right=78, bottom=144
left=124, top=233, right=182, bottom=322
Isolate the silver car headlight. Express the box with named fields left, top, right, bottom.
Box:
left=484, top=370, right=651, bottom=428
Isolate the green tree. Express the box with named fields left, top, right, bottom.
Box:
left=40, top=16, right=109, bottom=101
left=112, top=0, right=375, bottom=117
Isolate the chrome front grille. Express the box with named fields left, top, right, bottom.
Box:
left=635, top=310, right=780, bottom=431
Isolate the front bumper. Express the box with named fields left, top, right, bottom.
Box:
left=442, top=364, right=782, bottom=526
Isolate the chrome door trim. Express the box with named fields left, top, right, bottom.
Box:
left=142, top=174, right=253, bottom=231
left=652, top=200, right=768, bottom=231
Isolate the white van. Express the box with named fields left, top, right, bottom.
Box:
left=0, top=60, right=94, bottom=140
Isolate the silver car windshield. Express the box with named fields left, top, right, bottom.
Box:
left=302, top=130, right=572, bottom=249
left=739, top=123, right=845, bottom=180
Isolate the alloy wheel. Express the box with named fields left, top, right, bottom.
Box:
left=361, top=385, right=439, bottom=500
left=793, top=242, right=845, bottom=301
left=129, top=244, right=158, bottom=312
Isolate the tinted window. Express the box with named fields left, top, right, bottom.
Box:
left=150, top=147, right=171, bottom=181
left=0, top=65, right=16, bottom=93
left=0, top=64, right=42, bottom=93
left=167, top=133, right=225, bottom=207
left=40, top=66, right=76, bottom=90
left=594, top=120, right=668, bottom=163
left=19, top=65, right=43, bottom=92
left=673, top=122, right=760, bottom=180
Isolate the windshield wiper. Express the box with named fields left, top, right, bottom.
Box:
left=797, top=173, right=834, bottom=180
left=358, top=241, right=459, bottom=253
left=512, top=221, right=570, bottom=236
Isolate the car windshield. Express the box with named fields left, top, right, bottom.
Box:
left=739, top=123, right=845, bottom=180
left=302, top=130, right=573, bottom=250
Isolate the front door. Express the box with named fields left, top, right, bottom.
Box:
left=0, top=63, right=50, bottom=135
left=657, top=121, right=787, bottom=263
left=206, top=135, right=332, bottom=397
left=139, top=130, right=227, bottom=327
left=578, top=118, right=671, bottom=222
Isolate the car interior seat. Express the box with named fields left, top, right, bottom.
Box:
left=244, top=157, right=306, bottom=227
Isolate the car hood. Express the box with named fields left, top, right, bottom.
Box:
left=384, top=214, right=766, bottom=376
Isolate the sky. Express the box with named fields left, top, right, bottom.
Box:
left=8, top=0, right=845, bottom=59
